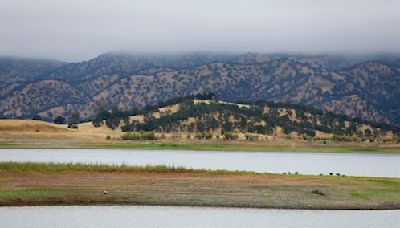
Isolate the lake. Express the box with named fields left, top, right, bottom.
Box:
left=1, top=149, right=400, bottom=177
left=0, top=206, right=399, bottom=228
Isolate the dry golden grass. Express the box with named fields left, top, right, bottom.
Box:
left=0, top=119, right=122, bottom=144
left=75, top=122, right=121, bottom=139
left=0, top=120, right=69, bottom=132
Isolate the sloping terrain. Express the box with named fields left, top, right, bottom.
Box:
left=0, top=120, right=69, bottom=132
left=0, top=53, right=399, bottom=126
left=92, top=96, right=399, bottom=141
left=0, top=119, right=120, bottom=145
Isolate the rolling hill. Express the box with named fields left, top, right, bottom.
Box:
left=93, top=95, right=399, bottom=141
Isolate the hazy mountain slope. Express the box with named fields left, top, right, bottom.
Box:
left=46, top=53, right=237, bottom=82
left=0, top=57, right=65, bottom=98
left=0, top=57, right=65, bottom=82
left=0, top=53, right=399, bottom=126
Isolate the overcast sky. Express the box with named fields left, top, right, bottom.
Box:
left=1, top=0, right=399, bottom=61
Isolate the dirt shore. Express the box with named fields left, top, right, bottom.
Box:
left=1, top=163, right=400, bottom=209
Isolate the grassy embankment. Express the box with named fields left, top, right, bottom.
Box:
left=1, top=141, right=399, bottom=153
left=1, top=162, right=400, bottom=209
left=93, top=142, right=400, bottom=153
left=0, top=119, right=399, bottom=153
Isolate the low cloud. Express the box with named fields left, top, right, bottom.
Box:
left=1, top=0, right=399, bottom=61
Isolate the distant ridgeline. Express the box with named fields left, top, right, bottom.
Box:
left=92, top=94, right=399, bottom=141
left=1, top=53, right=400, bottom=126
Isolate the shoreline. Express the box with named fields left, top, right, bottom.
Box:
left=2, top=202, right=399, bottom=210
left=2, top=205, right=400, bottom=211
left=1, top=142, right=399, bottom=154
left=1, top=163, right=400, bottom=210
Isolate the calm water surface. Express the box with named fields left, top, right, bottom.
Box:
left=0, top=206, right=399, bottom=228
left=1, top=149, right=400, bottom=177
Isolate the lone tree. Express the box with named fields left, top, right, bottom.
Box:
left=92, top=103, right=109, bottom=128
left=68, top=112, right=80, bottom=128
left=54, top=116, right=66, bottom=124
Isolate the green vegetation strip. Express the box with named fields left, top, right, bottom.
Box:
left=1, top=142, right=399, bottom=153
left=98, top=143, right=400, bottom=153
left=0, top=162, right=258, bottom=175
left=0, top=189, right=66, bottom=199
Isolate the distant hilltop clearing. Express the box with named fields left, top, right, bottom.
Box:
left=0, top=53, right=399, bottom=126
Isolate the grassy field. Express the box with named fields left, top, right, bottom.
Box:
left=94, top=142, right=400, bottom=153
left=0, top=119, right=399, bottom=153
left=1, top=162, right=400, bottom=209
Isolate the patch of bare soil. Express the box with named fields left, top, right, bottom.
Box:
left=1, top=171, right=400, bottom=209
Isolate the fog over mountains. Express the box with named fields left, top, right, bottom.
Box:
left=1, top=53, right=399, bottom=126
left=1, top=0, right=400, bottom=61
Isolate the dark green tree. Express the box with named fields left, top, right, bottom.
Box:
left=54, top=116, right=65, bottom=124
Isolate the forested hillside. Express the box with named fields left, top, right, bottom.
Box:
left=91, top=95, right=399, bottom=141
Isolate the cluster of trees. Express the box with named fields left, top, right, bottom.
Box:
left=51, top=112, right=81, bottom=128
left=92, top=94, right=216, bottom=130
left=87, top=94, right=398, bottom=141
left=122, top=101, right=309, bottom=135
left=92, top=105, right=131, bottom=129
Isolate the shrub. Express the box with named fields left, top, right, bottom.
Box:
left=311, top=189, right=326, bottom=196
left=224, top=132, right=238, bottom=140
left=67, top=123, right=78, bottom=129
left=245, top=133, right=258, bottom=140
left=32, top=115, right=42, bottom=120
left=53, top=116, right=65, bottom=124
left=121, top=132, right=158, bottom=140
left=332, top=135, right=357, bottom=142
left=195, top=132, right=213, bottom=140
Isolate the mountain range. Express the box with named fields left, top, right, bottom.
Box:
left=0, top=53, right=399, bottom=126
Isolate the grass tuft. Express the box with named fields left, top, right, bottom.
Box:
left=0, top=162, right=263, bottom=175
